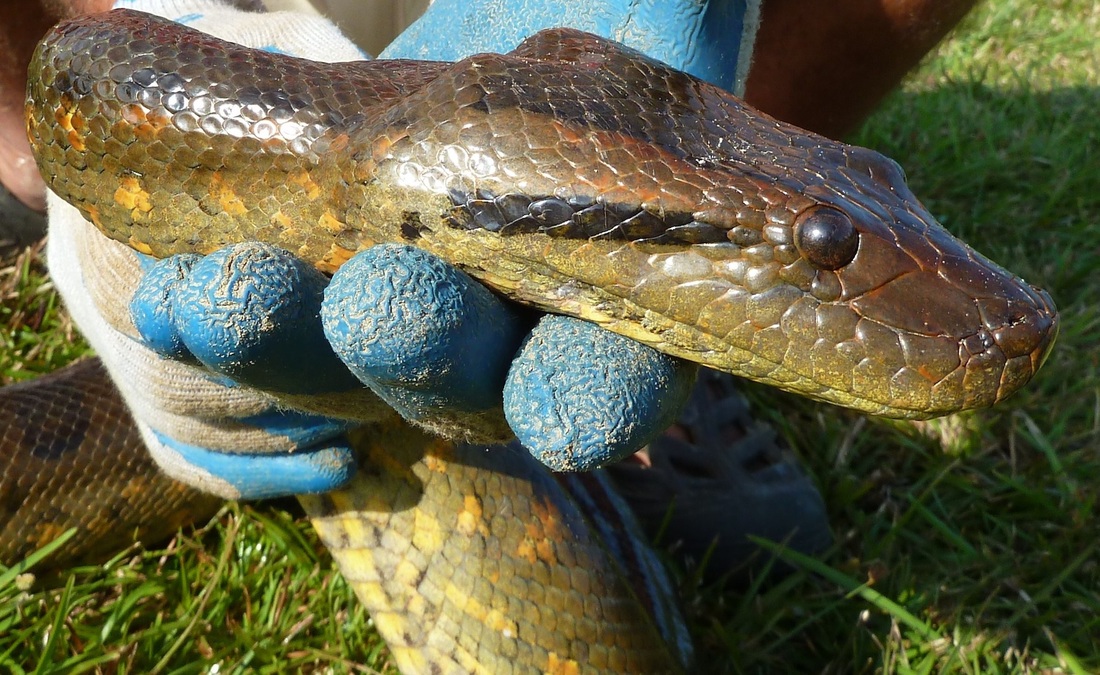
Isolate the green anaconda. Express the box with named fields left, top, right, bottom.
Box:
left=9, top=8, right=1058, bottom=673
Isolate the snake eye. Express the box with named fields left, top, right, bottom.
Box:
left=794, top=206, right=859, bottom=270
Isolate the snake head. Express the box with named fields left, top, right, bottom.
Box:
left=734, top=143, right=1061, bottom=417
left=378, top=28, right=1059, bottom=419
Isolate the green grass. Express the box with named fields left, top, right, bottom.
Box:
left=0, top=242, right=86, bottom=382
left=0, top=506, right=391, bottom=673
left=3, top=0, right=1099, bottom=671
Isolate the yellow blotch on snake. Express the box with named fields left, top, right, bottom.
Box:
left=289, top=169, right=323, bottom=200
left=516, top=496, right=566, bottom=566
left=457, top=493, right=489, bottom=537
left=51, top=103, right=85, bottom=151
left=547, top=653, right=582, bottom=675
left=209, top=172, right=248, bottom=217
left=443, top=581, right=520, bottom=642
left=113, top=176, right=152, bottom=218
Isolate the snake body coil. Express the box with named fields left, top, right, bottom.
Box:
left=14, top=8, right=1061, bottom=673
left=1, top=361, right=690, bottom=672
left=0, top=360, right=221, bottom=565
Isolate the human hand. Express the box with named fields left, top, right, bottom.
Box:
left=46, top=0, right=386, bottom=499
left=50, top=0, right=706, bottom=498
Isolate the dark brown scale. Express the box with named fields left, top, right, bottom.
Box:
left=448, top=189, right=721, bottom=245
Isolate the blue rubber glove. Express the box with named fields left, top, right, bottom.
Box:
left=47, top=2, right=390, bottom=500
left=383, top=0, right=757, bottom=93
left=121, top=0, right=759, bottom=494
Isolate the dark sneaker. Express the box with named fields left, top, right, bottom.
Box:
left=606, top=368, right=832, bottom=585
left=0, top=183, right=46, bottom=250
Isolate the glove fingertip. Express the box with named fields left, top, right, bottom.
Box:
left=504, top=316, right=697, bottom=472
left=174, top=243, right=360, bottom=393
left=130, top=253, right=201, bottom=359
left=322, top=243, right=526, bottom=412
left=156, top=431, right=358, bottom=500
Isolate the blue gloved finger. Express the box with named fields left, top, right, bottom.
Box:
left=235, top=409, right=359, bottom=447
left=504, top=316, right=698, bottom=472
left=383, top=0, right=751, bottom=91
left=151, top=429, right=357, bottom=499
left=168, top=242, right=362, bottom=394
left=321, top=244, right=527, bottom=428
left=131, top=253, right=202, bottom=360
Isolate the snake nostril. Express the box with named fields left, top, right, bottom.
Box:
left=793, top=206, right=859, bottom=270
left=993, top=305, right=1059, bottom=360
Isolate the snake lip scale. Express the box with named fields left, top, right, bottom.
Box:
left=26, top=9, right=1058, bottom=420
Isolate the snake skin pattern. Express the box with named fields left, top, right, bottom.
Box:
left=0, top=360, right=690, bottom=671
left=26, top=10, right=1057, bottom=418
left=0, top=359, right=221, bottom=566
left=302, top=423, right=691, bottom=672
left=14, top=8, right=1061, bottom=673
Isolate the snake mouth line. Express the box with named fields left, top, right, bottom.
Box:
left=444, top=188, right=725, bottom=246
